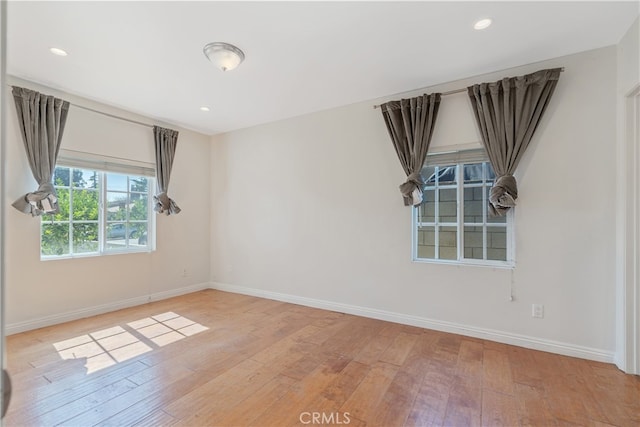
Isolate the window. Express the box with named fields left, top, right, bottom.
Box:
left=413, top=153, right=513, bottom=267
left=41, top=165, right=154, bottom=258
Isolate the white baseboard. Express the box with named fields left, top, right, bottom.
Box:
left=6, top=282, right=209, bottom=335
left=7, top=280, right=616, bottom=365
left=210, top=281, right=615, bottom=364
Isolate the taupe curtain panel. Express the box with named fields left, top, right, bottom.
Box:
left=467, top=68, right=561, bottom=216
left=11, top=86, right=70, bottom=216
left=381, top=93, right=441, bottom=206
left=153, top=125, right=181, bottom=215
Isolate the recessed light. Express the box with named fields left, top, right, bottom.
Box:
left=49, top=47, right=68, bottom=56
left=200, top=106, right=210, bottom=112
left=473, top=18, right=492, bottom=30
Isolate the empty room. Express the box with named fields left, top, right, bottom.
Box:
left=0, top=1, right=639, bottom=426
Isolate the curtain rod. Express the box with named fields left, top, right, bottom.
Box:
left=372, top=67, right=565, bottom=109
left=7, top=84, right=154, bottom=128
left=71, top=104, right=153, bottom=128
left=372, top=87, right=466, bottom=110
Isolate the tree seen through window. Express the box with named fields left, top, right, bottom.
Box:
left=41, top=166, right=153, bottom=257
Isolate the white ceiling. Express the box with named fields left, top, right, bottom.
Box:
left=7, top=1, right=639, bottom=136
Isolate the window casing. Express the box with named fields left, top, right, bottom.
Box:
left=41, top=164, right=155, bottom=259
left=413, top=154, right=514, bottom=267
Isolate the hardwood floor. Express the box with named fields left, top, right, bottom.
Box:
left=5, top=289, right=640, bottom=426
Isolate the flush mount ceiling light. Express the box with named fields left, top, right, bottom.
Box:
left=49, top=47, right=68, bottom=56
left=200, top=106, right=210, bottom=112
left=203, top=42, right=245, bottom=72
left=473, top=18, right=492, bottom=30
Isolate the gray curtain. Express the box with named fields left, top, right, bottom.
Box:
left=467, top=68, right=561, bottom=216
left=153, top=125, right=181, bottom=215
left=11, top=86, right=70, bottom=216
left=381, top=93, right=441, bottom=206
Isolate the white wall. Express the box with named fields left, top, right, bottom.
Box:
left=5, top=77, right=211, bottom=332
left=211, top=46, right=618, bottom=361
left=616, top=17, right=640, bottom=372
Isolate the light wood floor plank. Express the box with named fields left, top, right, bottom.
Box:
left=5, top=360, right=148, bottom=423
left=513, top=382, right=558, bottom=427
left=247, top=354, right=351, bottom=426
left=378, top=332, right=419, bottom=366
left=442, top=380, right=482, bottom=427
left=38, top=378, right=138, bottom=427
left=482, top=347, right=515, bottom=395
left=339, top=361, right=398, bottom=423
left=293, top=360, right=370, bottom=425
left=131, top=409, right=177, bottom=427
left=371, top=369, right=421, bottom=426
left=213, top=374, right=298, bottom=427
left=481, top=389, right=520, bottom=427
left=404, top=358, right=456, bottom=426
left=168, top=360, right=280, bottom=425
left=4, top=289, right=639, bottom=427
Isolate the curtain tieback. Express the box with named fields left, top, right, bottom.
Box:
left=154, top=192, right=171, bottom=207
left=154, top=192, right=182, bottom=216
left=35, top=182, right=55, bottom=195
left=12, top=182, right=59, bottom=216
left=399, top=172, right=425, bottom=206
left=489, top=174, right=518, bottom=217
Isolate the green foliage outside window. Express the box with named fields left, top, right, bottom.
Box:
left=41, top=166, right=152, bottom=257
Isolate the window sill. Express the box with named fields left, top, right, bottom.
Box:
left=412, top=257, right=515, bottom=269
left=41, top=248, right=154, bottom=261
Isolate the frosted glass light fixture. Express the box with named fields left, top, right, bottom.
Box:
left=203, top=42, right=245, bottom=72
left=473, top=18, right=492, bottom=30
left=49, top=47, right=68, bottom=56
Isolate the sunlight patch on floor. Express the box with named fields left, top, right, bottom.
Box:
left=53, top=312, right=208, bottom=374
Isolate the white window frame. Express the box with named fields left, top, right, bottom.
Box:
left=102, top=172, right=155, bottom=255
left=40, top=157, right=156, bottom=260
left=412, top=153, right=515, bottom=268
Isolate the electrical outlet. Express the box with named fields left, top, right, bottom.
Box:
left=532, top=304, right=544, bottom=318
left=181, top=268, right=187, bottom=277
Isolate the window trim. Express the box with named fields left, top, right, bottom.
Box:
left=411, top=158, right=515, bottom=268
left=40, top=163, right=156, bottom=260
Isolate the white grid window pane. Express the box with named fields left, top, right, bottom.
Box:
left=414, top=159, right=512, bottom=267
left=41, top=165, right=155, bottom=259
